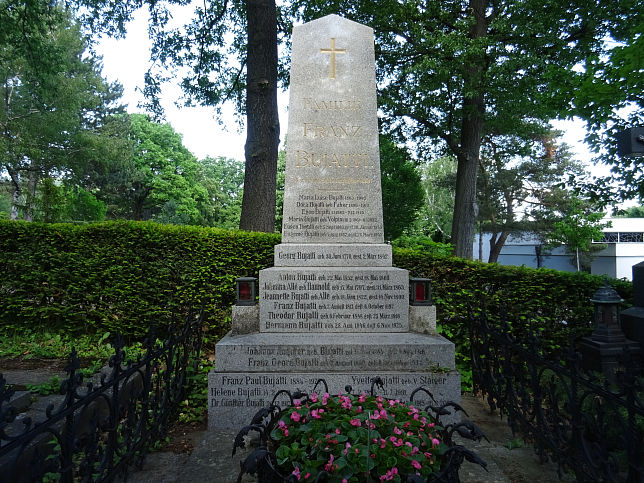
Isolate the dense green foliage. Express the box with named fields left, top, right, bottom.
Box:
left=292, top=0, right=638, bottom=258
left=0, top=221, right=631, bottom=354
left=1, top=3, right=125, bottom=221
left=0, top=220, right=278, bottom=338
left=380, top=135, right=425, bottom=241
left=394, top=249, right=632, bottom=355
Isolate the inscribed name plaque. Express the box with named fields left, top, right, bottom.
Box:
left=281, top=15, right=383, bottom=244
left=209, top=371, right=461, bottom=428
left=260, top=267, right=408, bottom=332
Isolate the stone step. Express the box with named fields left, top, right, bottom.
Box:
left=214, top=331, right=454, bottom=372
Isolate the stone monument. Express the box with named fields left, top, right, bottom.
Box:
left=208, top=14, right=460, bottom=430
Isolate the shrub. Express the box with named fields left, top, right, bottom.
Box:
left=0, top=221, right=631, bottom=352
left=0, top=220, right=278, bottom=339
left=270, top=391, right=445, bottom=481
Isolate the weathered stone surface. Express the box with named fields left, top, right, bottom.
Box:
left=409, top=305, right=437, bottom=335
left=214, top=332, right=454, bottom=372
left=230, top=305, right=259, bottom=335
left=259, top=266, right=409, bottom=332
left=208, top=14, right=460, bottom=434
left=274, top=243, right=392, bottom=267
left=281, top=15, right=383, bottom=244
left=208, top=370, right=461, bottom=430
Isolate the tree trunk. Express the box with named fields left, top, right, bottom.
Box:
left=23, top=166, right=38, bottom=222
left=488, top=231, right=509, bottom=263
left=450, top=0, right=486, bottom=259
left=6, top=165, right=21, bottom=220
left=239, top=0, right=279, bottom=232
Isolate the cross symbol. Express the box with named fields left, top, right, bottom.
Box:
left=320, top=38, right=346, bottom=79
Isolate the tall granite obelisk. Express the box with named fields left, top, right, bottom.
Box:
left=209, top=15, right=460, bottom=429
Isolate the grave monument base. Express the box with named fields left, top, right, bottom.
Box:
left=208, top=367, right=461, bottom=430
left=209, top=327, right=460, bottom=430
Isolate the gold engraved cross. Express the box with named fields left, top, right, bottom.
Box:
left=320, top=38, right=346, bottom=79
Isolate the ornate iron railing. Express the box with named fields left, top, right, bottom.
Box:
left=0, top=310, right=204, bottom=483
left=469, top=309, right=644, bottom=482
left=234, top=378, right=488, bottom=482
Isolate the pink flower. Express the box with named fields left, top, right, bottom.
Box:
left=294, top=399, right=301, bottom=409
left=335, top=428, right=341, bottom=434
left=411, top=446, right=420, bottom=455
left=290, top=412, right=301, bottom=422
left=304, top=473, right=310, bottom=479
left=324, top=454, right=335, bottom=472
left=432, top=438, right=440, bottom=447
left=424, top=452, right=432, bottom=458
left=412, top=460, right=422, bottom=470
left=278, top=420, right=289, bottom=436
left=388, top=399, right=398, bottom=407
left=292, top=466, right=301, bottom=480
left=350, top=418, right=362, bottom=427
left=310, top=393, right=318, bottom=403
left=379, top=409, right=388, bottom=419
left=322, top=393, right=330, bottom=405
left=380, top=467, right=399, bottom=481
left=311, top=409, right=322, bottom=419
left=344, top=442, right=352, bottom=455
left=393, top=426, right=403, bottom=435
left=389, top=436, right=403, bottom=447
left=358, top=393, right=366, bottom=403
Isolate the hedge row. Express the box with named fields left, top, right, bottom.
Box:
left=0, top=220, right=632, bottom=348
left=0, top=220, right=278, bottom=338
left=394, top=249, right=633, bottom=354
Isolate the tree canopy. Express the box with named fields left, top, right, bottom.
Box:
left=292, top=0, right=639, bottom=258
left=0, top=2, right=124, bottom=220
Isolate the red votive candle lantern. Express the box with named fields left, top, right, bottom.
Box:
left=235, top=277, right=257, bottom=306
left=409, top=278, right=432, bottom=306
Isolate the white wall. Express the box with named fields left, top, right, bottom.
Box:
left=474, top=223, right=644, bottom=281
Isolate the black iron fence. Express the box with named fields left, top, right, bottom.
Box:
left=0, top=311, right=204, bottom=483
left=469, top=309, right=643, bottom=482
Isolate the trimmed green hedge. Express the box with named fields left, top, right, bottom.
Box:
left=0, top=220, right=278, bottom=338
left=0, top=220, right=631, bottom=349
left=394, top=248, right=632, bottom=353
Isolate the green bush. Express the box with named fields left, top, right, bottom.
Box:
left=0, top=220, right=278, bottom=339
left=0, top=220, right=631, bottom=353
left=394, top=248, right=633, bottom=359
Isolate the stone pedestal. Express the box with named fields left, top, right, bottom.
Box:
left=208, top=15, right=459, bottom=429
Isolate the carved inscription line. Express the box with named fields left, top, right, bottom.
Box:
left=211, top=374, right=453, bottom=411
left=296, top=151, right=372, bottom=168
left=303, top=123, right=361, bottom=138
left=304, top=98, right=361, bottom=111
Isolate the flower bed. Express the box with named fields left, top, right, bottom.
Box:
left=273, top=391, right=443, bottom=481
left=233, top=379, right=487, bottom=482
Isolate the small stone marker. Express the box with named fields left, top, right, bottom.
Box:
left=209, top=14, right=459, bottom=429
